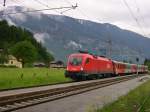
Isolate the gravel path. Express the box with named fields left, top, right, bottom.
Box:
left=13, top=75, right=150, bottom=112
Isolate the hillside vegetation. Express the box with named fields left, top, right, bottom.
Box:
left=0, top=20, right=54, bottom=66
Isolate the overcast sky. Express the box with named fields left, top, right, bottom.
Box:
left=0, top=0, right=150, bottom=37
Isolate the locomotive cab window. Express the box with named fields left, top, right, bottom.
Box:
left=85, top=58, right=90, bottom=64
left=69, top=56, right=82, bottom=66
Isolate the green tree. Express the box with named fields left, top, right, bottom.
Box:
left=11, top=41, right=37, bottom=67
left=0, top=20, right=54, bottom=65
left=0, top=53, right=8, bottom=64
left=144, top=59, right=150, bottom=70
left=0, top=45, right=9, bottom=64
left=37, top=46, right=54, bottom=66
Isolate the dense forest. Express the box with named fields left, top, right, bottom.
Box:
left=0, top=20, right=54, bottom=67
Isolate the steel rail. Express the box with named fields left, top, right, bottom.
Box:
left=0, top=74, right=144, bottom=112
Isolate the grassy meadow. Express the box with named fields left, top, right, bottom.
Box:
left=0, top=68, right=71, bottom=90
left=95, top=79, right=150, bottom=112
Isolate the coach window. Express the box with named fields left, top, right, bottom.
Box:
left=85, top=58, right=90, bottom=64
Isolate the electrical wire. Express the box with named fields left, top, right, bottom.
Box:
left=33, top=0, right=77, bottom=14
left=32, top=0, right=60, bottom=14
left=122, top=0, right=146, bottom=37
left=1, top=0, right=77, bottom=16
left=3, top=0, right=146, bottom=59
left=66, top=0, right=93, bottom=20
left=64, top=0, right=145, bottom=60
left=1, top=6, right=76, bottom=16
left=134, top=0, right=149, bottom=35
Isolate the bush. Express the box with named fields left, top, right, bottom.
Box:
left=7, top=65, right=17, bottom=68
left=0, top=65, right=17, bottom=68
left=24, top=63, right=34, bottom=68
left=0, top=65, right=7, bottom=68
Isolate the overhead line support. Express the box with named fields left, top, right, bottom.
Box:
left=1, top=5, right=78, bottom=16
left=3, top=0, right=6, bottom=6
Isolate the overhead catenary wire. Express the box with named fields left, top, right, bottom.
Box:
left=121, top=0, right=148, bottom=62
left=64, top=0, right=114, bottom=58
left=133, top=0, right=149, bottom=55
left=33, top=0, right=77, bottom=15
left=122, top=0, right=146, bottom=37
left=63, top=0, right=92, bottom=20
left=32, top=0, right=60, bottom=14
left=10, top=0, right=62, bottom=16
left=1, top=0, right=77, bottom=16
left=134, top=0, right=149, bottom=35
left=7, top=0, right=79, bottom=38
left=1, top=5, right=77, bottom=16
left=64, top=0, right=143, bottom=61
left=31, top=0, right=80, bottom=32
left=31, top=0, right=80, bottom=34
left=134, top=0, right=145, bottom=23
left=2, top=0, right=148, bottom=38
left=2, top=0, right=145, bottom=61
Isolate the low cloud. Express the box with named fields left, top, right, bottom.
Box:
left=1, top=0, right=150, bottom=37
left=34, top=33, right=50, bottom=43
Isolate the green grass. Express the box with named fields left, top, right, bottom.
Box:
left=94, top=79, right=150, bottom=112
left=0, top=68, right=71, bottom=90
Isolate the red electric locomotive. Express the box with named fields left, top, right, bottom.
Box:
left=65, top=51, right=114, bottom=80
left=65, top=51, right=148, bottom=80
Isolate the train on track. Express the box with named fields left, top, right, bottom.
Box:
left=65, top=51, right=148, bottom=80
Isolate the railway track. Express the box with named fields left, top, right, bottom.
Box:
left=0, top=74, right=144, bottom=112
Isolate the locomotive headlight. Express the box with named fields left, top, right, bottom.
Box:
left=80, top=67, right=83, bottom=71
left=66, top=67, right=68, bottom=71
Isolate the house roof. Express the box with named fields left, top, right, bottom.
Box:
left=33, top=62, right=46, bottom=66
left=8, top=55, right=17, bottom=60
left=50, top=61, right=64, bottom=65
left=8, top=55, right=22, bottom=61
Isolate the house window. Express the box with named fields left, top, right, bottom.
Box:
left=11, top=61, right=13, bottom=64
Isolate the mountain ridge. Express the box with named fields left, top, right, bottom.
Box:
left=1, top=6, right=150, bottom=64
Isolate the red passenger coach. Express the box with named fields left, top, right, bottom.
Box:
left=113, top=61, right=139, bottom=75
left=131, top=64, right=137, bottom=74
left=113, top=61, right=126, bottom=75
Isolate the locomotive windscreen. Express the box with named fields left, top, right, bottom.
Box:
left=69, top=56, right=82, bottom=66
